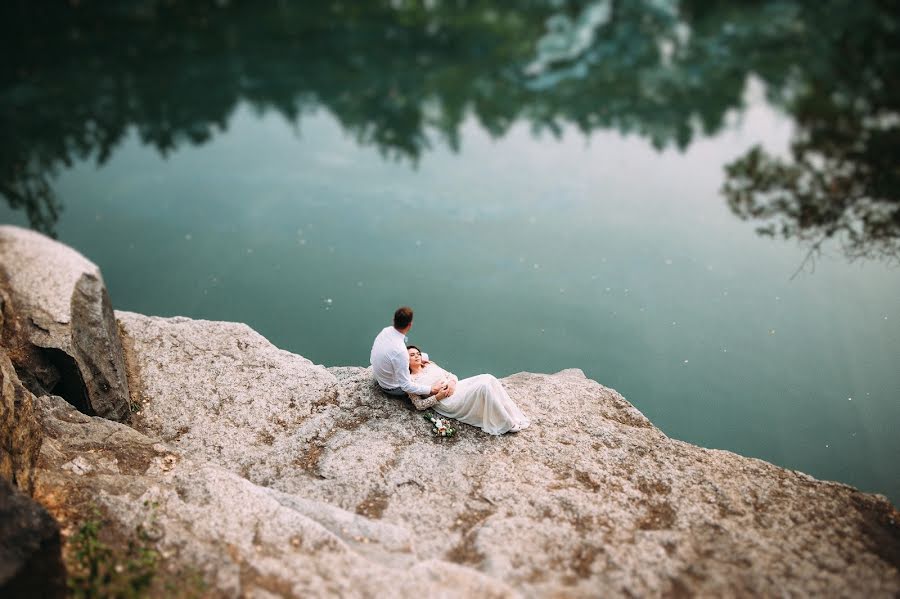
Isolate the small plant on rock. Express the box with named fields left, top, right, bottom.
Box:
left=66, top=506, right=159, bottom=599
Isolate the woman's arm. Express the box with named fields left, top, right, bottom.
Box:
left=405, top=363, right=457, bottom=409
left=408, top=393, right=440, bottom=410
left=407, top=385, right=451, bottom=410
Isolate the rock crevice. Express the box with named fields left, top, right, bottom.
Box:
left=0, top=226, right=130, bottom=420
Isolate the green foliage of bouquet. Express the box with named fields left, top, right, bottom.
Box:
left=423, top=412, right=456, bottom=437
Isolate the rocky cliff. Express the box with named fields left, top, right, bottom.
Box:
left=1, top=225, right=898, bottom=597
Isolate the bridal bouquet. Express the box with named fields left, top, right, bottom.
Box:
left=423, top=412, right=456, bottom=437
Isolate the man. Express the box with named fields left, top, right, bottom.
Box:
left=371, top=306, right=447, bottom=399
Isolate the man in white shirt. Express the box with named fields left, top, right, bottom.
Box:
left=371, top=306, right=446, bottom=398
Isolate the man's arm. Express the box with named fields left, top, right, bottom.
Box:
left=428, top=362, right=457, bottom=397
left=390, top=351, right=432, bottom=396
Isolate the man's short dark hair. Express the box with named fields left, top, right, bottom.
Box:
left=394, top=306, right=414, bottom=329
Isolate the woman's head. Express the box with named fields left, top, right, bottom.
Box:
left=407, top=345, right=423, bottom=371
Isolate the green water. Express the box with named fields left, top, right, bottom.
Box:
left=2, top=2, right=898, bottom=503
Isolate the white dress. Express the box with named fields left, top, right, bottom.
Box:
left=411, top=363, right=530, bottom=435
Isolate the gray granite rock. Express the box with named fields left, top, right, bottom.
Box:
left=34, top=394, right=514, bottom=598
left=0, top=226, right=130, bottom=421
left=114, top=314, right=900, bottom=597
left=0, top=348, right=41, bottom=495
left=116, top=311, right=342, bottom=488
left=0, top=478, right=66, bottom=598
left=6, top=227, right=894, bottom=595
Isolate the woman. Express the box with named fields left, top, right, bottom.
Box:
left=406, top=345, right=530, bottom=435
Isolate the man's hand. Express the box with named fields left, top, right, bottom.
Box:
left=444, top=378, right=456, bottom=397
left=430, top=381, right=446, bottom=396
left=432, top=379, right=454, bottom=401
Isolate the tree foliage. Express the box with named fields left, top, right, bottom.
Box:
left=1, top=0, right=897, bottom=261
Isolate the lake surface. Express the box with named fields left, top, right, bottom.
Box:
left=2, top=2, right=898, bottom=503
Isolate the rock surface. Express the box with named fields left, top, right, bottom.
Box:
left=0, top=225, right=130, bottom=420
left=3, top=227, right=897, bottom=596
left=0, top=477, right=66, bottom=598
left=107, top=311, right=900, bottom=597
left=0, top=348, right=41, bottom=495
left=34, top=394, right=513, bottom=598
left=116, top=311, right=340, bottom=486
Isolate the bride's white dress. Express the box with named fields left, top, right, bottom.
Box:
left=411, top=363, right=530, bottom=435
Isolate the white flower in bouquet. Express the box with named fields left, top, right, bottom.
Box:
left=422, top=411, right=456, bottom=437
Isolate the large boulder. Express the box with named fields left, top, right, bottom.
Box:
left=0, top=478, right=66, bottom=598
left=116, top=313, right=900, bottom=597
left=0, top=225, right=130, bottom=421
left=116, top=311, right=341, bottom=486
left=0, top=348, right=41, bottom=495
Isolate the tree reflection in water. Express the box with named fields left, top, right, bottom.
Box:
left=1, top=0, right=897, bottom=263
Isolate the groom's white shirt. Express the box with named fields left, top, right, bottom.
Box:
left=370, top=326, right=431, bottom=395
